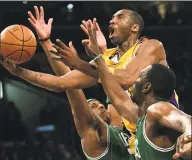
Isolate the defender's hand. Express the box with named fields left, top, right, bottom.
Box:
left=82, top=18, right=101, bottom=58
left=173, top=133, right=192, bottom=159
left=28, top=6, right=53, bottom=39
left=81, top=19, right=107, bottom=55
left=49, top=39, right=81, bottom=68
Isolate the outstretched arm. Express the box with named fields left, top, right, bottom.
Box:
left=27, top=7, right=108, bottom=158
left=1, top=62, right=96, bottom=92
left=53, top=21, right=167, bottom=90
left=148, top=103, right=192, bottom=159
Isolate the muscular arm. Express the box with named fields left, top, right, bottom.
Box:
left=95, top=57, right=139, bottom=124
left=9, top=67, right=96, bottom=92
left=113, top=39, right=167, bottom=88
left=40, top=39, right=108, bottom=157
left=73, top=39, right=167, bottom=89
left=148, top=103, right=192, bottom=159
left=148, top=103, right=191, bottom=137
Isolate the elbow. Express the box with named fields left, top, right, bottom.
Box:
left=149, top=39, right=166, bottom=56
left=120, top=78, right=135, bottom=90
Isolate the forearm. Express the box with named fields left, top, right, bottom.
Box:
left=40, top=39, right=70, bottom=75
left=74, top=57, right=137, bottom=89
left=73, top=59, right=99, bottom=79
left=12, top=67, right=64, bottom=92
left=96, top=57, right=138, bottom=123
left=66, top=89, right=100, bottom=138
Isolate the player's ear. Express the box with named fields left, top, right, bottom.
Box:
left=131, top=24, right=139, bottom=34
left=142, top=82, right=152, bottom=94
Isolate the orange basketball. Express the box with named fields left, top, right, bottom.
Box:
left=0, top=24, right=37, bottom=64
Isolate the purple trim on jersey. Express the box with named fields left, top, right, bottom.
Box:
left=170, top=93, right=179, bottom=108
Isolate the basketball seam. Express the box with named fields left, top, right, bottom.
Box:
left=18, top=25, right=25, bottom=63
left=5, top=49, right=23, bottom=58
left=7, top=29, right=33, bottom=42
left=5, top=50, right=31, bottom=59
left=0, top=42, right=36, bottom=47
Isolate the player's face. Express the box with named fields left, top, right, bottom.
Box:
left=109, top=10, right=132, bottom=45
left=88, top=100, right=110, bottom=124
left=131, top=66, right=152, bottom=105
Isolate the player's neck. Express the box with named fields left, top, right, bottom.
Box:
left=140, top=95, right=161, bottom=116
left=117, top=35, right=138, bottom=57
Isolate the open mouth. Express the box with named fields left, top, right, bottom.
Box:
left=109, top=26, right=115, bottom=38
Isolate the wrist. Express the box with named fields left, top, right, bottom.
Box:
left=38, top=37, right=50, bottom=42
left=93, top=54, right=103, bottom=62
left=73, top=58, right=85, bottom=69
left=40, top=39, right=52, bottom=46
left=100, top=46, right=107, bottom=54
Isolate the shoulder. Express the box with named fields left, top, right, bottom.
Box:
left=146, top=102, right=176, bottom=121
left=137, top=38, right=166, bottom=60
left=139, top=37, right=163, bottom=48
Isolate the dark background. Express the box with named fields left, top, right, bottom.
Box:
left=0, top=1, right=191, bottom=160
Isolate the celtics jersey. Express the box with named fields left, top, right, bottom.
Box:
left=135, top=115, right=181, bottom=160
left=84, top=124, right=135, bottom=160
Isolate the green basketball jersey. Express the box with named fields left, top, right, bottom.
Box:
left=135, top=114, right=181, bottom=160
left=84, top=124, right=135, bottom=160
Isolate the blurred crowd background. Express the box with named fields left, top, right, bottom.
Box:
left=0, top=1, right=191, bottom=159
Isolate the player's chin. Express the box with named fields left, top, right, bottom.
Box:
left=101, top=111, right=110, bottom=124
left=109, top=37, right=119, bottom=45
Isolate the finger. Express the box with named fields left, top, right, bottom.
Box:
left=34, top=6, right=40, bottom=20
left=49, top=50, right=60, bottom=56
left=87, top=21, right=92, bottom=37
left=88, top=19, right=93, bottom=26
left=96, top=22, right=101, bottom=31
left=48, top=18, right=53, bottom=27
left=56, top=39, right=70, bottom=52
left=27, top=11, right=37, bottom=23
left=39, top=6, right=44, bottom=21
left=82, top=20, right=88, bottom=28
left=184, top=135, right=192, bottom=144
left=28, top=18, right=36, bottom=29
left=80, top=24, right=88, bottom=35
left=52, top=43, right=69, bottom=56
left=52, top=57, right=63, bottom=62
left=82, top=39, right=89, bottom=47
left=92, top=18, right=97, bottom=33
left=177, top=136, right=185, bottom=154
left=176, top=137, right=180, bottom=154
left=69, top=41, right=77, bottom=53
left=173, top=152, right=182, bottom=159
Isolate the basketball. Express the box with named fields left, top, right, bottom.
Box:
left=0, top=24, right=37, bottom=64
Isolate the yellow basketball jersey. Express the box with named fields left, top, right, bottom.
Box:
left=101, top=37, right=179, bottom=154
left=102, top=38, right=144, bottom=154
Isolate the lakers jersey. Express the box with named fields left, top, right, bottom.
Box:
left=101, top=37, right=179, bottom=155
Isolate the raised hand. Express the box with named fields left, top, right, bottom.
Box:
left=28, top=6, right=53, bottom=39
left=49, top=39, right=81, bottom=68
left=173, top=133, right=192, bottom=159
left=82, top=18, right=101, bottom=58
left=80, top=19, right=107, bottom=54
